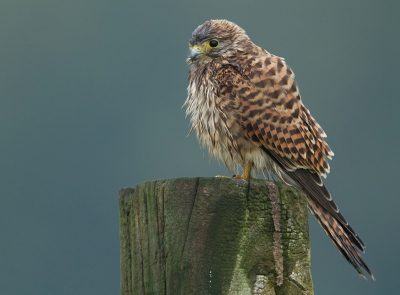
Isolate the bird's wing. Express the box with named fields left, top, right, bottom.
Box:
left=215, top=55, right=374, bottom=279
left=216, top=55, right=343, bottom=218
left=218, top=55, right=333, bottom=176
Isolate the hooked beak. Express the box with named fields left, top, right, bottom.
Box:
left=190, top=47, right=203, bottom=61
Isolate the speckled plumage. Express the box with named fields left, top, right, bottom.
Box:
left=185, top=20, right=373, bottom=279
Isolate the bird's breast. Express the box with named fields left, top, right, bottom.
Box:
left=186, top=75, right=273, bottom=172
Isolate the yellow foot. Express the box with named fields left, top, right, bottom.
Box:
left=232, top=174, right=255, bottom=180
left=215, top=163, right=254, bottom=180
left=239, top=163, right=254, bottom=180
left=215, top=174, right=254, bottom=180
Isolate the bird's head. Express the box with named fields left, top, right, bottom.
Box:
left=188, top=20, right=252, bottom=65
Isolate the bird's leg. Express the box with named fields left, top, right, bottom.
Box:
left=230, top=163, right=254, bottom=180
left=241, top=163, right=253, bottom=180
left=216, top=163, right=254, bottom=180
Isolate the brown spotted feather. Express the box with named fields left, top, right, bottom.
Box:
left=185, top=19, right=373, bottom=279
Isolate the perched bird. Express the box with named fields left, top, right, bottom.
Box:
left=184, top=19, right=374, bottom=279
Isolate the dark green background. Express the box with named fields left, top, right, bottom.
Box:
left=1, top=1, right=398, bottom=294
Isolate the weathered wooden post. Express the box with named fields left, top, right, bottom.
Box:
left=119, top=177, right=313, bottom=295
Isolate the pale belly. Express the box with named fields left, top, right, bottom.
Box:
left=186, top=77, right=279, bottom=177
left=195, top=114, right=277, bottom=175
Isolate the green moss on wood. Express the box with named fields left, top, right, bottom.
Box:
left=119, top=178, right=313, bottom=295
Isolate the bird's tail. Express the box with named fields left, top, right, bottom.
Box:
left=307, top=197, right=375, bottom=280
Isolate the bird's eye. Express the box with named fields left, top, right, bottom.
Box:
left=209, top=39, right=219, bottom=48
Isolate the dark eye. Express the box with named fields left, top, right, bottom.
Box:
left=209, top=40, right=219, bottom=47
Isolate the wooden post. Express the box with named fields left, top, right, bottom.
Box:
left=119, top=177, right=313, bottom=295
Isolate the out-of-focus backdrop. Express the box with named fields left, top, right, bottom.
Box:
left=1, top=1, right=399, bottom=294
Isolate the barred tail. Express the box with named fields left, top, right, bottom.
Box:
left=261, top=147, right=374, bottom=279
left=307, top=197, right=375, bottom=280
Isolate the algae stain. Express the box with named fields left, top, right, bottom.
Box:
left=228, top=209, right=252, bottom=295
left=228, top=253, right=251, bottom=295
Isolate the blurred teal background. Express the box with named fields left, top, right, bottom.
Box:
left=1, top=1, right=399, bottom=294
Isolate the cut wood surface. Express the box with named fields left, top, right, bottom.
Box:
left=119, top=177, right=313, bottom=295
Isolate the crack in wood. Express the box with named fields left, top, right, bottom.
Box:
left=265, top=181, right=283, bottom=286
left=180, top=177, right=200, bottom=260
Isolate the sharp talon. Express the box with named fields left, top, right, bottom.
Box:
left=215, top=172, right=254, bottom=180
left=232, top=174, right=253, bottom=180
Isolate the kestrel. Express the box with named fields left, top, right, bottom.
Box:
left=185, top=20, right=374, bottom=279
